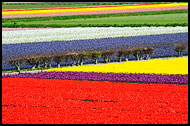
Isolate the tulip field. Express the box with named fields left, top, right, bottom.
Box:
left=2, top=78, right=188, bottom=124
left=2, top=56, right=188, bottom=124
left=2, top=2, right=188, bottom=18
left=2, top=2, right=188, bottom=124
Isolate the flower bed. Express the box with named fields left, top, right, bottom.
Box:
left=2, top=27, right=187, bottom=44
left=46, top=57, right=188, bottom=75
left=2, top=27, right=55, bottom=31
left=2, top=6, right=188, bottom=18
left=2, top=33, right=188, bottom=70
left=2, top=3, right=188, bottom=18
left=2, top=71, right=188, bottom=85
left=2, top=77, right=188, bottom=124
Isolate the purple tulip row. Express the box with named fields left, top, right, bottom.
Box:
left=2, top=71, right=188, bottom=85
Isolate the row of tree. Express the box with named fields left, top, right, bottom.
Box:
left=2, top=43, right=187, bottom=72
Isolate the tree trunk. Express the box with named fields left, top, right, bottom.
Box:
left=140, top=55, right=144, bottom=60
left=49, top=63, right=52, bottom=68
left=178, top=51, right=182, bottom=57
left=118, top=57, right=122, bottom=62
left=57, top=63, right=61, bottom=68
left=146, top=54, right=150, bottom=60
left=76, top=59, right=79, bottom=66
left=44, top=62, right=47, bottom=68
left=95, top=59, right=98, bottom=64
left=104, top=57, right=108, bottom=63
left=72, top=59, right=76, bottom=66
left=32, top=65, right=36, bottom=70
left=17, top=66, right=20, bottom=71
left=108, top=58, right=111, bottom=63
left=80, top=59, right=84, bottom=66
left=37, top=63, right=40, bottom=68
left=125, top=56, right=128, bottom=61
left=65, top=60, right=68, bottom=66
left=136, top=55, right=139, bottom=61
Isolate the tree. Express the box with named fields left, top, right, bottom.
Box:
left=143, top=47, right=154, bottom=60
left=9, top=55, right=26, bottom=72
left=53, top=53, right=65, bottom=68
left=64, top=53, right=70, bottom=66
left=67, top=52, right=78, bottom=66
left=25, top=55, right=42, bottom=70
left=174, top=43, right=187, bottom=57
left=101, top=50, right=114, bottom=63
left=41, top=54, right=53, bottom=68
left=117, top=50, right=124, bottom=62
left=123, top=48, right=133, bottom=61
left=77, top=51, right=90, bottom=65
left=131, top=47, right=144, bottom=61
left=90, top=51, right=101, bottom=64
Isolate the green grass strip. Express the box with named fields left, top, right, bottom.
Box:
left=3, top=9, right=188, bottom=23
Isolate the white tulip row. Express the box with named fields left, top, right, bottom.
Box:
left=2, top=27, right=188, bottom=45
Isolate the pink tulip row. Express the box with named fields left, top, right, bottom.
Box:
left=2, top=6, right=187, bottom=18
left=2, top=27, right=55, bottom=31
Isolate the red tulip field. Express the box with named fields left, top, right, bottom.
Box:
left=2, top=78, right=188, bottom=124
left=2, top=2, right=188, bottom=124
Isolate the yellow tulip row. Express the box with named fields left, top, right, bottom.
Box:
left=46, top=57, right=188, bottom=75
left=2, top=3, right=188, bottom=15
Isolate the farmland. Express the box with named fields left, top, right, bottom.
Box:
left=2, top=78, right=188, bottom=124
left=2, top=2, right=188, bottom=124
left=2, top=2, right=160, bottom=10
left=4, top=13, right=187, bottom=27
left=2, top=9, right=188, bottom=27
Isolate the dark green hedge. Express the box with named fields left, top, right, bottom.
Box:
left=3, top=23, right=188, bottom=28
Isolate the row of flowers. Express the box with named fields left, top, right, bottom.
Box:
left=46, top=57, right=188, bottom=75
left=2, top=78, right=188, bottom=124
left=2, top=33, right=188, bottom=70
left=2, top=71, right=188, bottom=84
left=2, top=6, right=188, bottom=18
left=2, top=27, right=54, bottom=31
left=2, top=27, right=188, bottom=44
left=2, top=3, right=187, bottom=15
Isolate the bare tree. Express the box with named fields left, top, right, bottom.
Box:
left=67, top=52, right=78, bottom=66
left=123, top=48, right=133, bottom=61
left=131, top=47, right=144, bottom=61
left=90, top=51, right=101, bottom=64
left=117, top=50, right=124, bottom=62
left=41, top=54, right=53, bottom=69
left=53, top=53, right=65, bottom=68
left=174, top=43, right=187, bottom=57
left=77, top=51, right=90, bottom=65
left=9, top=55, right=26, bottom=72
left=143, top=47, right=154, bottom=60
left=64, top=53, right=70, bottom=66
left=25, top=55, right=42, bottom=70
left=101, top=50, right=114, bottom=63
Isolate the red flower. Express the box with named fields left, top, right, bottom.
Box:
left=2, top=78, right=188, bottom=124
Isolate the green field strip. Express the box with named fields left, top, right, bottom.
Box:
left=3, top=13, right=188, bottom=28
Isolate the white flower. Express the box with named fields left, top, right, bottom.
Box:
left=2, top=27, right=188, bottom=45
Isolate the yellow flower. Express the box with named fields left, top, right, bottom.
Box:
left=2, top=3, right=188, bottom=15
left=46, top=57, right=188, bottom=75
